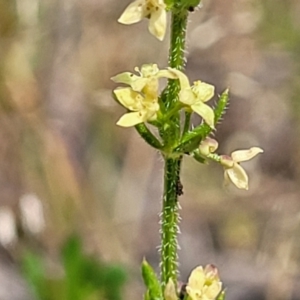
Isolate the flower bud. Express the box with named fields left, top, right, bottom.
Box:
left=199, top=138, right=219, bottom=156
left=186, top=265, right=222, bottom=300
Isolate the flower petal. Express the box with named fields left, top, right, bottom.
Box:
left=113, top=87, right=142, bottom=110
left=148, top=7, right=167, bottom=40
left=167, top=68, right=191, bottom=90
left=111, top=72, right=148, bottom=92
left=116, top=112, right=144, bottom=127
left=204, top=264, right=220, bottom=279
left=188, top=266, right=206, bottom=290
left=191, top=102, right=215, bottom=128
left=231, top=147, right=264, bottom=163
left=186, top=286, right=202, bottom=300
left=156, top=69, right=179, bottom=79
left=225, top=163, right=249, bottom=190
left=111, top=72, right=138, bottom=84
left=179, top=89, right=196, bottom=105
left=192, top=81, right=215, bottom=103
left=203, top=282, right=222, bottom=300
left=223, top=170, right=231, bottom=187
left=118, top=0, right=146, bottom=24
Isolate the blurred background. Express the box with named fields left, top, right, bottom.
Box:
left=0, top=0, right=300, bottom=299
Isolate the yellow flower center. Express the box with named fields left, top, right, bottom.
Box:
left=145, top=0, right=161, bottom=14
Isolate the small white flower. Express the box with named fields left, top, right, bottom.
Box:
left=168, top=68, right=215, bottom=128
left=111, top=64, right=179, bottom=127
left=186, top=265, right=222, bottom=300
left=199, top=138, right=219, bottom=156
left=113, top=87, right=159, bottom=127
left=118, top=0, right=167, bottom=41
left=220, top=147, right=264, bottom=190
left=111, top=63, right=177, bottom=99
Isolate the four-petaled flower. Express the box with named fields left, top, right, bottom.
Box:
left=220, top=147, right=264, bottom=190
left=168, top=68, right=215, bottom=128
left=113, top=87, right=159, bottom=127
left=112, top=64, right=177, bottom=127
left=186, top=265, right=222, bottom=300
left=118, top=0, right=167, bottom=41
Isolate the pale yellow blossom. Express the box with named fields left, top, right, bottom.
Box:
left=113, top=87, right=159, bottom=127
left=118, top=0, right=167, bottom=41
left=111, top=64, right=178, bottom=127
left=186, top=265, right=222, bottom=300
left=111, top=64, right=176, bottom=99
left=168, top=68, right=215, bottom=128
left=220, top=147, right=264, bottom=190
left=199, top=138, right=219, bottom=156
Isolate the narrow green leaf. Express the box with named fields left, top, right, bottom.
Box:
left=216, top=289, right=226, bottom=300
left=214, top=89, right=229, bottom=125
left=135, top=124, right=163, bottom=150
left=141, top=259, right=163, bottom=300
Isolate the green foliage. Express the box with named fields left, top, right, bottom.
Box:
left=22, top=235, right=127, bottom=300
left=141, top=259, right=163, bottom=300
left=135, top=123, right=163, bottom=150
left=22, top=251, right=48, bottom=300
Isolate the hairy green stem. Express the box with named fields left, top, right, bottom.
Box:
left=161, top=156, right=182, bottom=287
left=165, top=10, right=188, bottom=109
left=160, top=9, right=188, bottom=288
left=168, top=11, right=188, bottom=70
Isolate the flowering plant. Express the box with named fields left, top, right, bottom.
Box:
left=112, top=0, right=263, bottom=299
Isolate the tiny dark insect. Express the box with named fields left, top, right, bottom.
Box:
left=176, top=179, right=184, bottom=196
